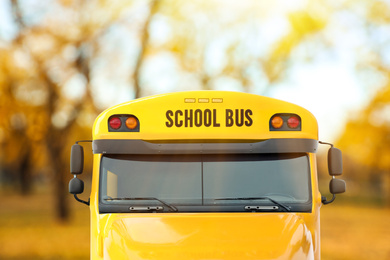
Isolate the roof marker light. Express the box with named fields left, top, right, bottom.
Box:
left=184, top=98, right=196, bottom=103
left=212, top=98, right=223, bottom=103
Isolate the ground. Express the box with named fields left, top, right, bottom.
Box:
left=0, top=192, right=389, bottom=259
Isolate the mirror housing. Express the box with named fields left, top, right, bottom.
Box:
left=70, top=144, right=84, bottom=175
left=330, top=178, right=346, bottom=194
left=69, top=177, right=84, bottom=194
left=328, top=147, right=343, bottom=176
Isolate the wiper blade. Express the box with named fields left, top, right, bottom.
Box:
left=104, top=197, right=178, bottom=212
left=215, top=197, right=291, bottom=212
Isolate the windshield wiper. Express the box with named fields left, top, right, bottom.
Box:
left=104, top=197, right=178, bottom=212
left=214, top=197, right=291, bottom=212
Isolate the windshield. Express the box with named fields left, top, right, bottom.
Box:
left=99, top=153, right=311, bottom=213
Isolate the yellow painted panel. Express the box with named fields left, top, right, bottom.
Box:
left=93, top=91, right=318, bottom=141
left=100, top=213, right=315, bottom=260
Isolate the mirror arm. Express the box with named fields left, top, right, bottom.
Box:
left=321, top=194, right=336, bottom=205
left=76, top=140, right=92, bottom=145
left=74, top=194, right=90, bottom=206
left=318, top=141, right=334, bottom=147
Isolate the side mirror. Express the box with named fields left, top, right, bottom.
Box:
left=69, top=142, right=89, bottom=206
left=328, top=147, right=342, bottom=176
left=320, top=143, right=346, bottom=205
left=330, top=178, right=346, bottom=194
left=70, top=144, right=84, bottom=175
left=69, top=177, right=84, bottom=194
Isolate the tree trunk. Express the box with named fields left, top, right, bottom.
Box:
left=383, top=172, right=390, bottom=207
left=55, top=166, right=69, bottom=221
left=19, top=144, right=32, bottom=195
left=47, top=129, right=70, bottom=221
left=133, top=0, right=160, bottom=98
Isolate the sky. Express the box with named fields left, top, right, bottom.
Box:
left=269, top=62, right=374, bottom=142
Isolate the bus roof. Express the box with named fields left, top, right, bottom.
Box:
left=93, top=91, right=318, bottom=141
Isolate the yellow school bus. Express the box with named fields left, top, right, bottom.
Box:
left=69, top=91, right=345, bottom=259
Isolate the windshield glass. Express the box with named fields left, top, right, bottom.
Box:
left=99, top=153, right=311, bottom=212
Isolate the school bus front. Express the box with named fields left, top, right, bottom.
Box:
left=69, top=91, right=345, bottom=260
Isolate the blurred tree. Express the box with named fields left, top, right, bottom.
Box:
left=133, top=0, right=161, bottom=98
left=0, top=0, right=175, bottom=221
left=132, top=0, right=328, bottom=96
left=0, top=0, right=135, bottom=220
left=337, top=83, right=390, bottom=205
left=334, top=1, right=390, bottom=205
left=0, top=0, right=347, bottom=221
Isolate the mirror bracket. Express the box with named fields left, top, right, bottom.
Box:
left=321, top=194, right=336, bottom=205
left=74, top=194, right=90, bottom=206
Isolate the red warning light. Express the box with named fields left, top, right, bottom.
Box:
left=287, top=116, right=300, bottom=129
left=109, top=117, right=122, bottom=130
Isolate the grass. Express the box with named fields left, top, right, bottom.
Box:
left=0, top=192, right=389, bottom=259
left=321, top=202, right=390, bottom=260
left=0, top=192, right=89, bottom=260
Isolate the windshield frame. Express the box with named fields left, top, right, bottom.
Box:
left=98, top=153, right=312, bottom=213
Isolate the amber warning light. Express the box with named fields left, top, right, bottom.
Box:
left=270, top=113, right=301, bottom=131
left=108, top=115, right=140, bottom=132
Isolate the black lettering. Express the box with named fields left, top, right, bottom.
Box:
left=168, top=109, right=235, bottom=128
left=185, top=109, right=193, bottom=127
left=213, top=109, right=220, bottom=127
left=226, top=109, right=234, bottom=127
left=245, top=109, right=253, bottom=126
left=175, top=110, right=183, bottom=127
left=235, top=109, right=244, bottom=127
left=194, top=109, right=202, bottom=127
left=204, top=109, right=212, bottom=127
left=166, top=110, right=174, bottom=127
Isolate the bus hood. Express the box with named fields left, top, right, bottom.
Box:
left=102, top=213, right=314, bottom=260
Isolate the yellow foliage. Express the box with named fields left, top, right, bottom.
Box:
left=337, top=84, right=390, bottom=175
left=288, top=11, right=326, bottom=35
left=368, top=1, right=390, bottom=24
left=263, top=10, right=327, bottom=83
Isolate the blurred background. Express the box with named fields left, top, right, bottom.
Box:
left=0, top=0, right=389, bottom=259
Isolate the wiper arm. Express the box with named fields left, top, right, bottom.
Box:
left=104, top=197, right=178, bottom=212
left=215, top=197, right=291, bottom=212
